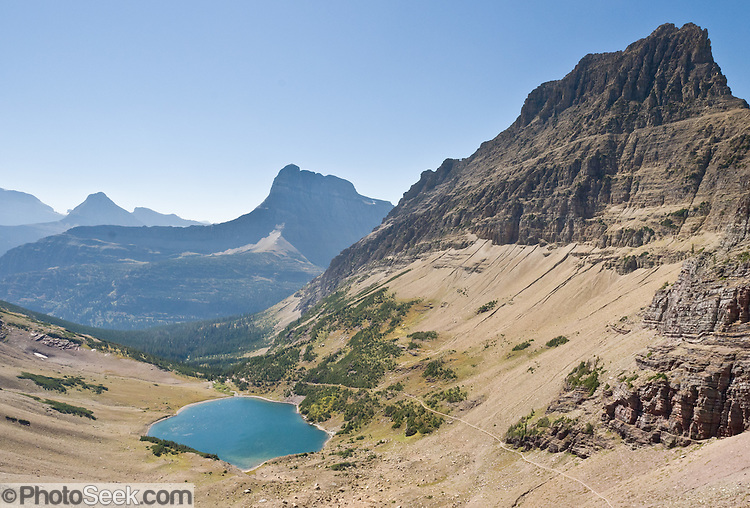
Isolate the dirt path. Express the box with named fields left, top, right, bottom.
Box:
left=406, top=394, right=615, bottom=508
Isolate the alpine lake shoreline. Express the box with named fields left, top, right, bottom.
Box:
left=146, top=393, right=334, bottom=473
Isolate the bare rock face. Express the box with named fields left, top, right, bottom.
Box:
left=607, top=220, right=750, bottom=445
left=300, top=22, right=750, bottom=455
left=603, top=340, right=750, bottom=445
left=505, top=413, right=607, bottom=459
left=514, top=23, right=739, bottom=133
left=644, top=251, right=750, bottom=339
left=312, top=23, right=750, bottom=302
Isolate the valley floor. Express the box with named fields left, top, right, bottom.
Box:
left=0, top=324, right=257, bottom=505
left=2, top=239, right=749, bottom=507
left=241, top=239, right=750, bottom=507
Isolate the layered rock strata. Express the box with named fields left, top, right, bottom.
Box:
left=309, top=23, right=750, bottom=305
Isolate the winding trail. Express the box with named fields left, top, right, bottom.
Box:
left=405, top=394, right=615, bottom=508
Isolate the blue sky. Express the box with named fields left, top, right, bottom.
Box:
left=2, top=1, right=749, bottom=223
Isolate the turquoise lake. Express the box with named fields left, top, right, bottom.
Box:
left=148, top=396, right=329, bottom=470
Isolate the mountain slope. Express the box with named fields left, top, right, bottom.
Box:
left=312, top=23, right=749, bottom=301
left=238, top=164, right=394, bottom=267
left=297, top=22, right=750, bottom=448
left=216, top=24, right=750, bottom=506
left=0, top=165, right=393, bottom=329
left=0, top=301, right=249, bottom=502
left=0, top=188, right=63, bottom=225
left=1, top=23, right=747, bottom=508
left=0, top=165, right=392, bottom=276
left=0, top=246, right=321, bottom=330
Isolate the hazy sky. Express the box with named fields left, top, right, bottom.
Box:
left=2, top=1, right=749, bottom=223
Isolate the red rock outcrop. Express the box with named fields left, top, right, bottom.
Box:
left=607, top=242, right=750, bottom=445
left=602, top=338, right=750, bottom=445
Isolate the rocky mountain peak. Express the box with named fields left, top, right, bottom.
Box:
left=0, top=166, right=394, bottom=328
left=308, top=23, right=750, bottom=306
left=62, top=192, right=143, bottom=227
left=68, top=192, right=117, bottom=212
left=237, top=165, right=393, bottom=267
left=267, top=164, right=358, bottom=201
left=514, top=23, right=746, bottom=134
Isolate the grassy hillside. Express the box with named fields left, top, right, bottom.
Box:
left=0, top=299, right=274, bottom=366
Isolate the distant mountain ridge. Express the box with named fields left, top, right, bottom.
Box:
left=132, top=207, right=203, bottom=227
left=0, top=165, right=393, bottom=328
left=226, top=164, right=393, bottom=266
left=0, top=190, right=203, bottom=255
left=61, top=192, right=144, bottom=227
left=0, top=188, right=64, bottom=225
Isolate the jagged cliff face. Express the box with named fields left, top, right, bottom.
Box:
left=315, top=23, right=750, bottom=300
left=603, top=338, right=750, bottom=446
left=297, top=22, right=750, bottom=453
left=513, top=23, right=738, bottom=134
left=603, top=209, right=750, bottom=445
left=595, top=163, right=750, bottom=444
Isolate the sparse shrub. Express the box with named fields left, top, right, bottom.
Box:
left=384, top=401, right=444, bottom=436
left=238, top=346, right=301, bottom=387
left=619, top=373, right=639, bottom=388
left=213, top=381, right=232, bottom=395
left=476, top=300, right=497, bottom=314
left=512, top=340, right=532, bottom=351
left=660, top=218, right=677, bottom=229
left=329, top=461, right=355, bottom=471
left=302, top=344, right=317, bottom=362
left=505, top=412, right=534, bottom=442
left=427, top=386, right=467, bottom=406
left=387, top=382, right=403, bottom=392
left=566, top=359, right=602, bottom=396
left=296, top=383, right=379, bottom=434
left=140, top=436, right=218, bottom=460
left=43, top=399, right=96, bottom=419
left=4, top=415, right=30, bottom=426
left=545, top=336, right=568, bottom=348
left=299, top=291, right=415, bottom=388
left=407, top=331, right=438, bottom=341
left=423, top=360, right=457, bottom=381
left=669, top=208, right=689, bottom=219
left=17, top=372, right=107, bottom=394
left=335, top=448, right=355, bottom=458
